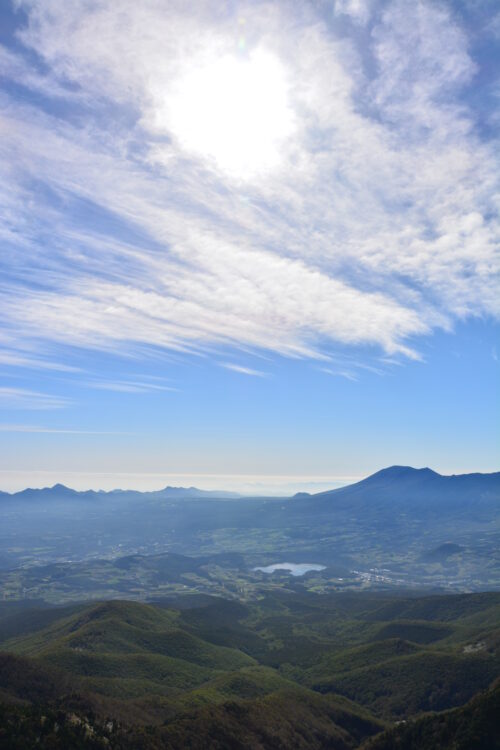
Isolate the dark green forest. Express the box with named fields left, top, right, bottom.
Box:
left=0, top=590, right=499, bottom=748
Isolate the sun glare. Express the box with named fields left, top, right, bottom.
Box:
left=167, top=49, right=295, bottom=178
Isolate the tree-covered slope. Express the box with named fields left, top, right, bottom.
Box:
left=362, top=680, right=500, bottom=750
left=0, top=591, right=498, bottom=748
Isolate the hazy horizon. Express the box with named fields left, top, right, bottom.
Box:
left=2, top=463, right=499, bottom=496
left=0, top=470, right=354, bottom=495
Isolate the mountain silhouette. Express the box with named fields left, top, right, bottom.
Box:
left=297, top=465, right=500, bottom=514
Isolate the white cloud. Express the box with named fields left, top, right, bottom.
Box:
left=320, top=367, right=359, bottom=382
left=334, top=0, right=373, bottom=25
left=489, top=12, right=500, bottom=40
left=0, top=351, right=80, bottom=372
left=0, top=0, right=498, bottom=371
left=0, top=424, right=129, bottom=434
left=86, top=380, right=177, bottom=393
left=371, top=1, right=476, bottom=131
left=221, top=363, right=267, bottom=377
left=0, top=43, right=82, bottom=100
left=0, top=387, right=70, bottom=410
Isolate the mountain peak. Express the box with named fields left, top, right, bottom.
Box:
left=369, top=466, right=439, bottom=480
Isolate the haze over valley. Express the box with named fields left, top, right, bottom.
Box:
left=1, top=466, right=499, bottom=603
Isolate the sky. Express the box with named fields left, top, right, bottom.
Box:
left=0, top=0, right=499, bottom=493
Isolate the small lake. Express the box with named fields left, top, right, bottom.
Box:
left=253, top=562, right=326, bottom=577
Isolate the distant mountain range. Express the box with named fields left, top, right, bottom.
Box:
left=2, top=465, right=499, bottom=502
left=0, top=484, right=241, bottom=501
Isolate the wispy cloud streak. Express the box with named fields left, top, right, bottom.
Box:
left=0, top=424, right=131, bottom=434
left=86, top=380, right=177, bottom=393
left=221, top=363, right=267, bottom=377
left=0, top=387, right=70, bottom=410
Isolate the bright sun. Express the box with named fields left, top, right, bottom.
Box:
left=167, top=49, right=295, bottom=178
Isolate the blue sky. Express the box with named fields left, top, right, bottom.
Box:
left=0, top=0, right=498, bottom=492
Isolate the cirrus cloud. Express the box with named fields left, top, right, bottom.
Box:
left=0, top=0, right=498, bottom=375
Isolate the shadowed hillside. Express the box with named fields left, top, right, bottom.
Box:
left=362, top=680, right=500, bottom=750
left=0, top=591, right=498, bottom=747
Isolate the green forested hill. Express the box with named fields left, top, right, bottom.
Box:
left=0, top=590, right=498, bottom=748
left=362, top=680, right=500, bottom=750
